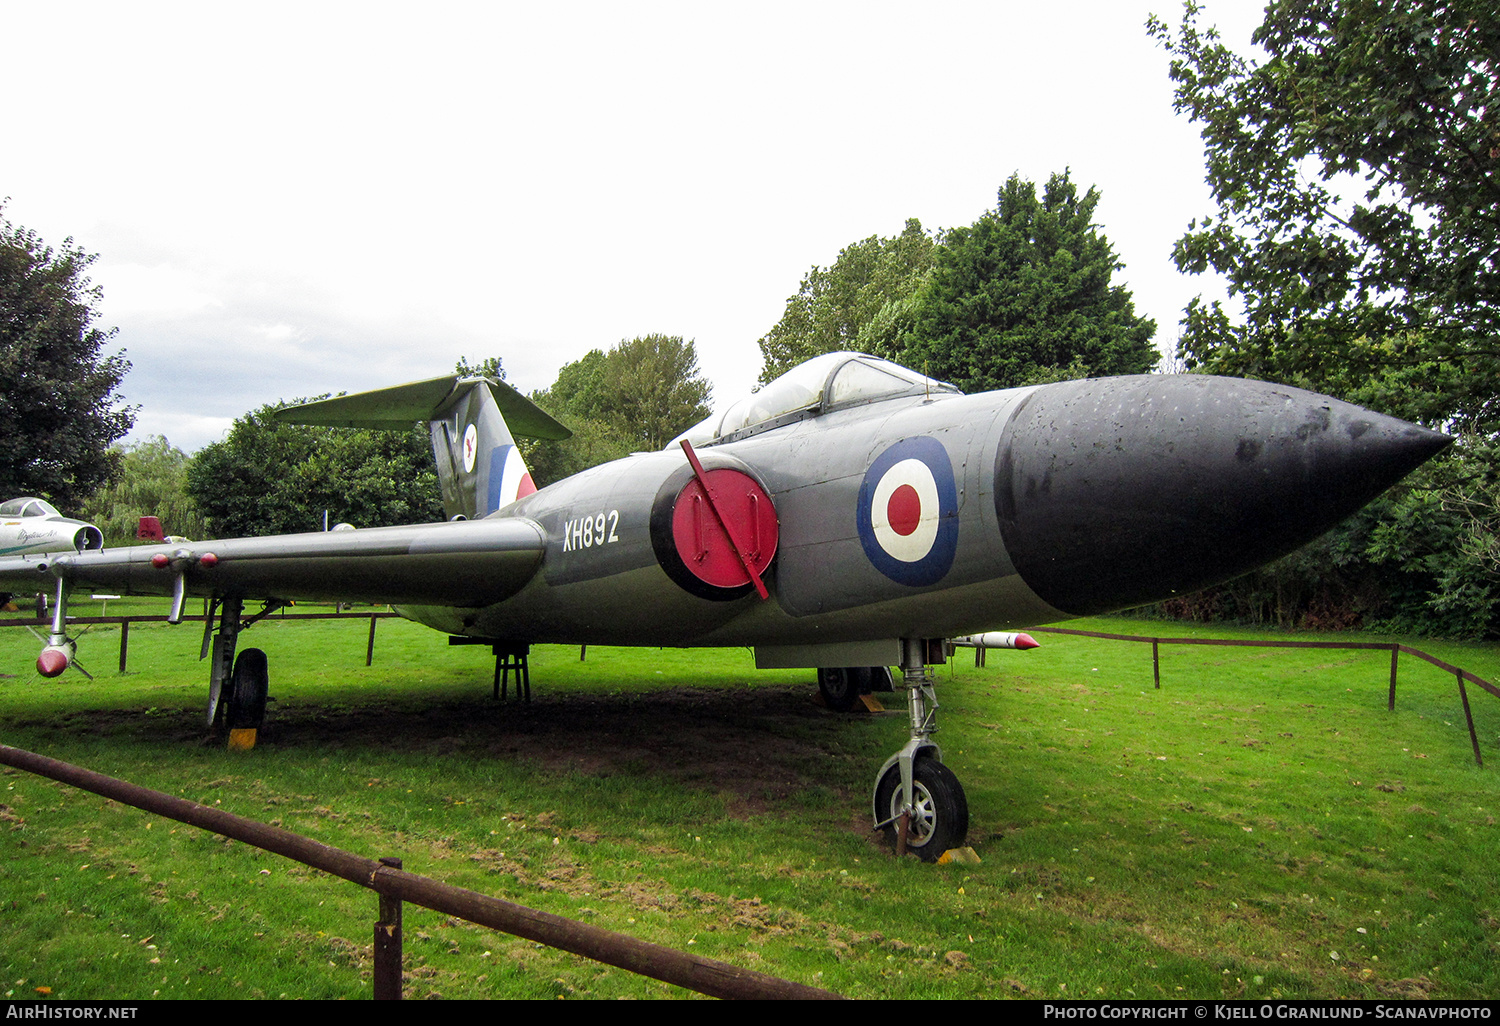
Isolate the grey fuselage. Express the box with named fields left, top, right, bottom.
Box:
left=397, top=373, right=1448, bottom=651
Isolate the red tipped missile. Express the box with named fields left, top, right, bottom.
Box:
left=952, top=632, right=1040, bottom=650
left=37, top=645, right=71, bottom=678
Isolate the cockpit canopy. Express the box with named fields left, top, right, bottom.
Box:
left=671, top=352, right=961, bottom=448
left=0, top=497, right=61, bottom=519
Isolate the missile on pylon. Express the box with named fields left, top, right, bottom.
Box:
left=951, top=632, right=1040, bottom=650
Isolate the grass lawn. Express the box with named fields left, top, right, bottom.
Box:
left=1, top=600, right=1497, bottom=999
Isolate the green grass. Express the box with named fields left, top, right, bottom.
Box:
left=1, top=604, right=1497, bottom=999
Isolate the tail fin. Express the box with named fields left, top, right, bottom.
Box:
left=275, top=374, right=571, bottom=521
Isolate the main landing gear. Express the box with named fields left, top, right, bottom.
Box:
left=816, top=665, right=894, bottom=712
left=202, top=595, right=282, bottom=748
left=871, top=638, right=969, bottom=861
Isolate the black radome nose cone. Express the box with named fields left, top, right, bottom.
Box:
left=995, top=375, right=1452, bottom=616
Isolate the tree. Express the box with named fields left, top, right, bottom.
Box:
left=1145, top=1, right=1500, bottom=636
left=757, top=219, right=936, bottom=381
left=80, top=436, right=209, bottom=544
left=598, top=335, right=712, bottom=451
left=898, top=172, right=1158, bottom=392
left=1147, top=0, right=1500, bottom=417
left=0, top=206, right=134, bottom=509
left=455, top=355, right=505, bottom=380
left=185, top=403, right=442, bottom=538
left=524, top=336, right=713, bottom=486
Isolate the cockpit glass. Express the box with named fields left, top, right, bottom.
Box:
left=0, top=498, right=58, bottom=518
left=828, top=358, right=932, bottom=406
left=667, top=352, right=960, bottom=448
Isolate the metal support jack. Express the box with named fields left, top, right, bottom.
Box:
left=492, top=644, right=530, bottom=702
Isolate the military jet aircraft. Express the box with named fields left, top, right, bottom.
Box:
left=0, top=497, right=103, bottom=558
left=0, top=497, right=104, bottom=616
left=0, top=352, right=1450, bottom=859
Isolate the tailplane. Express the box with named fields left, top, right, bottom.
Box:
left=275, top=375, right=571, bottom=521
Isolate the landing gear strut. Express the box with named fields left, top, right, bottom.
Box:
left=203, top=596, right=281, bottom=744
left=871, top=638, right=968, bottom=861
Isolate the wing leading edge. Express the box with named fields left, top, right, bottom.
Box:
left=0, top=517, right=547, bottom=609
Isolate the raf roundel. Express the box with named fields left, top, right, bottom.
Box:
left=462, top=423, right=479, bottom=474
left=857, top=436, right=959, bottom=586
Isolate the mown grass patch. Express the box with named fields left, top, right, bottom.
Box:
left=1, top=608, right=1496, bottom=999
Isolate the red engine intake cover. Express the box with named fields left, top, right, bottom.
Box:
left=670, top=468, right=778, bottom=589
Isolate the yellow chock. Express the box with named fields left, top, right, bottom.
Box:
left=858, top=694, right=886, bottom=712
left=937, top=846, right=981, bottom=865
left=227, top=728, right=258, bottom=751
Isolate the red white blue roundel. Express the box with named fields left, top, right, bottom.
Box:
left=857, top=436, right=959, bottom=586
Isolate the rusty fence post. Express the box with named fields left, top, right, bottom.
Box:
left=1152, top=639, right=1161, bottom=689
left=118, top=620, right=130, bottom=674
left=366, top=614, right=378, bottom=667
left=374, top=855, right=403, bottom=999
left=1457, top=672, right=1483, bottom=769
left=1388, top=645, right=1399, bottom=711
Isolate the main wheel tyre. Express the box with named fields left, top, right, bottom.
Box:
left=817, top=666, right=866, bottom=712
left=875, top=757, right=969, bottom=861
left=227, top=648, right=270, bottom=730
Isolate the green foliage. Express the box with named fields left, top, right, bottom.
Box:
left=524, top=335, right=712, bottom=485
left=455, top=355, right=505, bottom=380
left=757, top=218, right=936, bottom=382
left=1148, top=1, right=1500, bottom=636
left=1148, top=1, right=1500, bottom=360
left=185, top=404, right=442, bottom=538
left=602, top=334, right=712, bottom=450
left=79, top=436, right=209, bottom=545
left=0, top=205, right=134, bottom=509
left=898, top=172, right=1159, bottom=392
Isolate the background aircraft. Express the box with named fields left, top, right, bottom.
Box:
left=0, top=353, right=1450, bottom=859
left=0, top=497, right=103, bottom=558
left=0, top=497, right=104, bottom=617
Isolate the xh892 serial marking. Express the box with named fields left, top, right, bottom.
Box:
left=561, top=510, right=621, bottom=551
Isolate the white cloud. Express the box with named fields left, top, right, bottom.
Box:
left=5, top=0, right=1269, bottom=452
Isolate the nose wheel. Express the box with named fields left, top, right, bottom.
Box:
left=872, top=638, right=969, bottom=861
left=874, top=756, right=968, bottom=859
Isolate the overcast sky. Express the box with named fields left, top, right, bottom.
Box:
left=4, top=0, right=1268, bottom=453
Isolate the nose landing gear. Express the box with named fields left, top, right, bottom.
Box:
left=871, top=638, right=968, bottom=861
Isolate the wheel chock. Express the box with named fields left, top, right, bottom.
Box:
left=936, top=846, right=981, bottom=865
left=858, top=694, right=885, bottom=712
left=227, top=728, right=258, bottom=751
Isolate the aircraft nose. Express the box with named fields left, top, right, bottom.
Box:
left=994, top=375, right=1452, bottom=616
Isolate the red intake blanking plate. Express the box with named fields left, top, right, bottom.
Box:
left=670, top=468, right=779, bottom=588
